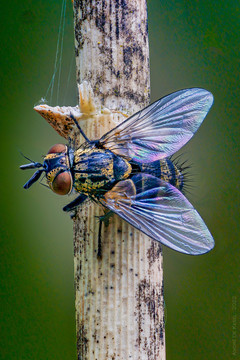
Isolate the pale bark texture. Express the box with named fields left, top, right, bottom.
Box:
left=73, top=1, right=165, bottom=359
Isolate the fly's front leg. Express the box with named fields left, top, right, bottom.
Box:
left=63, top=194, right=88, bottom=212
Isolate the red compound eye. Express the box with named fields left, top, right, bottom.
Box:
left=48, top=144, right=67, bottom=154
left=52, top=171, right=72, bottom=195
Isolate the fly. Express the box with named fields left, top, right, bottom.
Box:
left=20, top=88, right=215, bottom=255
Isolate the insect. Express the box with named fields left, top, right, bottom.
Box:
left=20, top=88, right=215, bottom=255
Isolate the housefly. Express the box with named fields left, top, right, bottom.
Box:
left=20, top=88, right=215, bottom=255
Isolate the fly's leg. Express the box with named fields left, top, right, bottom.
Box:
left=69, top=113, right=91, bottom=144
left=63, top=194, right=88, bottom=212
left=96, top=210, right=114, bottom=259
left=97, top=219, right=103, bottom=259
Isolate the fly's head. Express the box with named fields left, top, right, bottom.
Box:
left=20, top=144, right=73, bottom=195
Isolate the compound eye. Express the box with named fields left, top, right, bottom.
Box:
left=48, top=144, right=67, bottom=154
left=52, top=171, right=72, bottom=195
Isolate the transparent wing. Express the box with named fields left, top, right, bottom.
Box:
left=101, top=174, right=215, bottom=255
left=100, top=88, right=213, bottom=163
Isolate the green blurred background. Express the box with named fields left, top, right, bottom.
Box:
left=0, top=0, right=239, bottom=359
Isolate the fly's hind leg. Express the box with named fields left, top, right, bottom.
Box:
left=96, top=210, right=113, bottom=259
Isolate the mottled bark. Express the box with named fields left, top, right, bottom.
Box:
left=73, top=1, right=165, bottom=359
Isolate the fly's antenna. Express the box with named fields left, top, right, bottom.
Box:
left=70, top=113, right=91, bottom=144
left=20, top=156, right=45, bottom=189
left=22, top=169, right=44, bottom=189
left=19, top=150, right=37, bottom=164
left=19, top=150, right=43, bottom=170
left=20, top=162, right=43, bottom=170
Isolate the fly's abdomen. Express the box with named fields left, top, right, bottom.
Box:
left=73, top=148, right=131, bottom=194
left=140, top=159, right=184, bottom=191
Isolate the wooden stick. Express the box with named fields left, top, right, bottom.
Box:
left=72, top=1, right=165, bottom=359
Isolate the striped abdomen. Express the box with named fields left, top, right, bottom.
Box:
left=140, top=159, right=184, bottom=191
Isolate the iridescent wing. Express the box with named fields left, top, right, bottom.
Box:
left=101, top=174, right=215, bottom=255
left=100, top=88, right=213, bottom=163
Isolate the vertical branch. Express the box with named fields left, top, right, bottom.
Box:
left=73, top=1, right=165, bottom=359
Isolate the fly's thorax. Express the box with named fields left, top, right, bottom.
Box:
left=73, top=148, right=132, bottom=195
left=140, top=159, right=184, bottom=191
left=43, top=144, right=73, bottom=195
